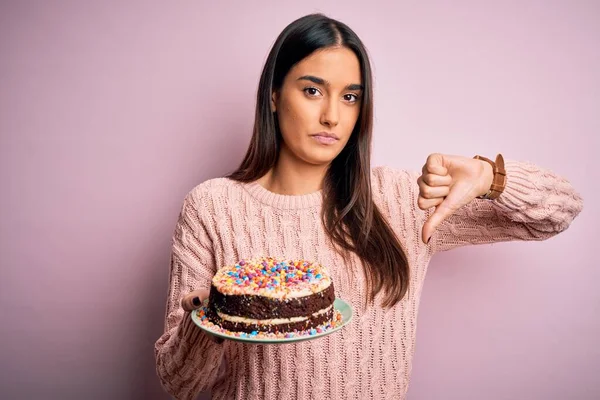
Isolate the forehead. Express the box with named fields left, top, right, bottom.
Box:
left=290, top=47, right=362, bottom=85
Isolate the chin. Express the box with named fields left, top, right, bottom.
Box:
left=300, top=148, right=342, bottom=166
left=305, top=157, right=335, bottom=166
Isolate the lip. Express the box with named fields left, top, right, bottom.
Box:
left=311, top=132, right=339, bottom=139
left=310, top=132, right=339, bottom=145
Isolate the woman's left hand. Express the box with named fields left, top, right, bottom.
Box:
left=417, top=153, right=494, bottom=244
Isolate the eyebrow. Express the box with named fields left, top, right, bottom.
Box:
left=297, top=75, right=364, bottom=91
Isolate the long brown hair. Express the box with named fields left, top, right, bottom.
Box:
left=227, top=13, right=409, bottom=307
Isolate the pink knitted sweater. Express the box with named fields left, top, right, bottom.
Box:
left=155, top=161, right=583, bottom=400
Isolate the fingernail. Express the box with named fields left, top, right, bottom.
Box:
left=192, top=297, right=201, bottom=306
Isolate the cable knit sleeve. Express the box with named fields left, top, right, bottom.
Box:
left=154, top=188, right=224, bottom=400
left=373, top=160, right=584, bottom=254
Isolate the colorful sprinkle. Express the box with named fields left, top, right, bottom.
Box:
left=212, top=257, right=331, bottom=297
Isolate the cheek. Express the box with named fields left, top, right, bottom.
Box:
left=278, top=99, right=316, bottom=138
left=339, top=106, right=360, bottom=138
left=277, top=109, right=298, bottom=145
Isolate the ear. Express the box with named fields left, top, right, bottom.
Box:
left=271, top=90, right=277, bottom=112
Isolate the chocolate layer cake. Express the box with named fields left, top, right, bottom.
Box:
left=207, top=257, right=335, bottom=333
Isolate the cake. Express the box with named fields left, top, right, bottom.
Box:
left=207, top=257, right=335, bottom=333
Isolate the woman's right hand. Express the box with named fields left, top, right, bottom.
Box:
left=181, top=289, right=224, bottom=344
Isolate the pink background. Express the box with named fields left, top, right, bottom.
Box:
left=1, top=1, right=597, bottom=399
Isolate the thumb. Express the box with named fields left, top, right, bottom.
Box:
left=181, top=289, right=210, bottom=312
left=181, top=288, right=224, bottom=344
left=422, top=200, right=454, bottom=244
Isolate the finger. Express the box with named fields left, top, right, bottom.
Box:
left=422, top=200, right=455, bottom=243
left=418, top=183, right=450, bottom=199
left=421, top=172, right=452, bottom=187
left=417, top=196, right=444, bottom=210
left=417, top=175, right=450, bottom=199
left=425, top=153, right=449, bottom=176
left=181, top=289, right=210, bottom=312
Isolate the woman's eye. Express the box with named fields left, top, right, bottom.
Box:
left=344, top=93, right=359, bottom=103
left=304, top=87, right=321, bottom=97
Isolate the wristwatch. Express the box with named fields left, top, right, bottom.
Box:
left=473, top=153, right=506, bottom=200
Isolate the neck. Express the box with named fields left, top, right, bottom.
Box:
left=257, top=147, right=328, bottom=195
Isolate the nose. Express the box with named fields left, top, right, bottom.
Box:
left=320, top=98, right=339, bottom=128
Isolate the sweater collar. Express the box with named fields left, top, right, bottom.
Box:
left=240, top=180, right=323, bottom=209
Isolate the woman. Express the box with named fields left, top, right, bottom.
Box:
left=154, top=13, right=583, bottom=400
